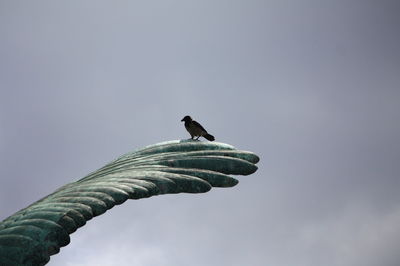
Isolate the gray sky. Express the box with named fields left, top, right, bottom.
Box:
left=1, top=1, right=400, bottom=265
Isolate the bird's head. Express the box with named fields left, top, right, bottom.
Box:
left=181, top=116, right=192, bottom=122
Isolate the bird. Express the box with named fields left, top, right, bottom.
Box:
left=181, top=115, right=215, bottom=141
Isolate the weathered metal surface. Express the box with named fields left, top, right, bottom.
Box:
left=0, top=140, right=259, bottom=265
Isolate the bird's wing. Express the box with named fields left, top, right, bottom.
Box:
left=0, top=140, right=259, bottom=266
left=192, top=120, right=208, bottom=132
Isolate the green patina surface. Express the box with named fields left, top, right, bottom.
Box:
left=0, top=140, right=259, bottom=266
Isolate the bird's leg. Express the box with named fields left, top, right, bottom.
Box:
left=195, top=136, right=200, bottom=140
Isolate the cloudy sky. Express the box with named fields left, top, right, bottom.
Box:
left=1, top=1, right=400, bottom=265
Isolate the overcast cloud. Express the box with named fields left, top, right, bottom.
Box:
left=1, top=1, right=400, bottom=266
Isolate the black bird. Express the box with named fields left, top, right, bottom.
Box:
left=181, top=115, right=215, bottom=141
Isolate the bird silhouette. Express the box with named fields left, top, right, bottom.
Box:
left=181, top=115, right=215, bottom=141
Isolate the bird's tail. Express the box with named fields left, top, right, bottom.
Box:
left=204, top=133, right=215, bottom=141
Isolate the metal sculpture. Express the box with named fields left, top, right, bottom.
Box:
left=0, top=140, right=259, bottom=265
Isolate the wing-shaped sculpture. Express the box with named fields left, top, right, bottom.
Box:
left=0, top=140, right=259, bottom=265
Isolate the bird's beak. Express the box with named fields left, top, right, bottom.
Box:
left=181, top=118, right=184, bottom=122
